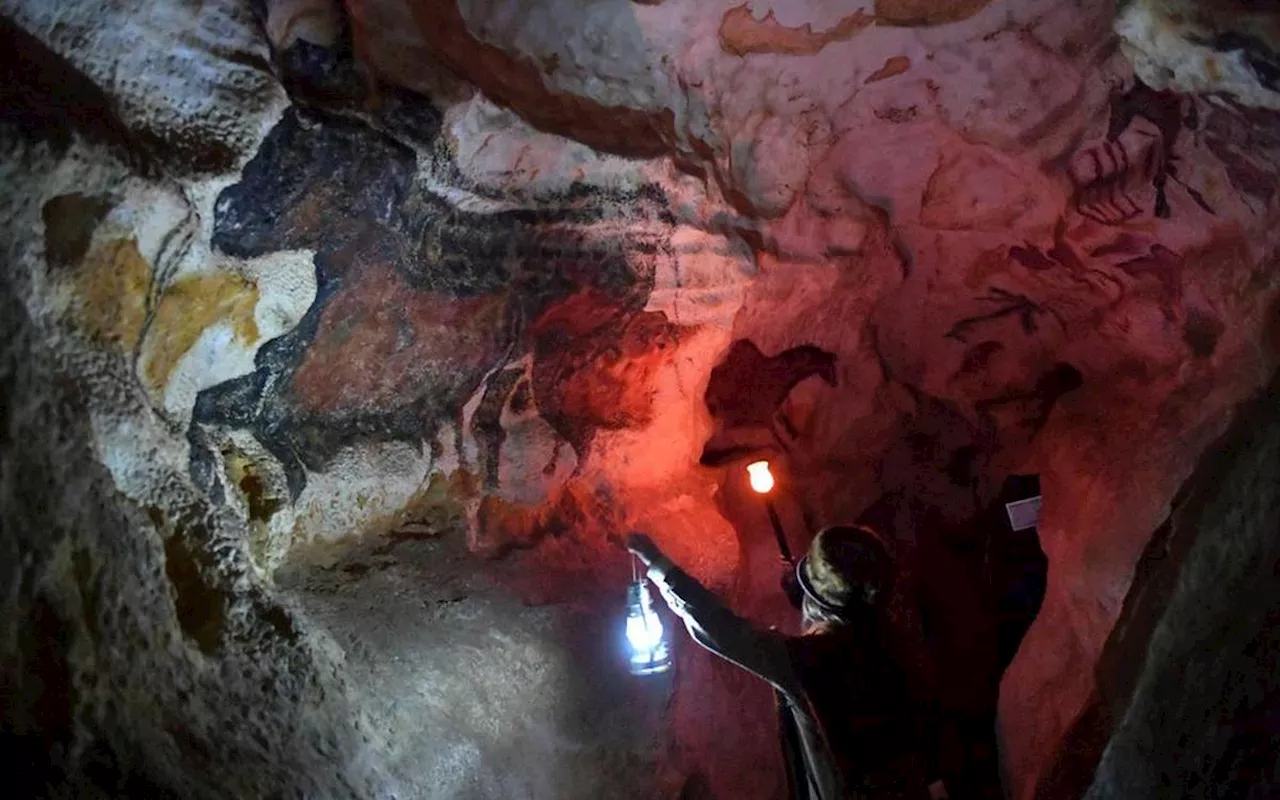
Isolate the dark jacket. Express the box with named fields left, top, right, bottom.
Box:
left=645, top=556, right=932, bottom=799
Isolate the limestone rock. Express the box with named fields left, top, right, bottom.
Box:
left=1117, top=0, right=1280, bottom=110
left=1034, top=371, right=1280, bottom=800
left=4, top=0, right=1280, bottom=798
left=2, top=0, right=283, bottom=174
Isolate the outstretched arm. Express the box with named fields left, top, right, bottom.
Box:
left=626, top=533, right=803, bottom=698
left=628, top=533, right=844, bottom=800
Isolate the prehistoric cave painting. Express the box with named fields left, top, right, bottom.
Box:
left=1069, top=81, right=1213, bottom=225
left=531, top=288, right=682, bottom=460
left=1001, top=218, right=1210, bottom=341
left=41, top=193, right=117, bottom=272
left=470, top=365, right=528, bottom=492
left=699, top=339, right=837, bottom=464
left=189, top=104, right=675, bottom=501
left=1199, top=99, right=1280, bottom=211
left=946, top=287, right=1046, bottom=344
left=973, top=361, right=1083, bottom=448
left=906, top=281, right=1082, bottom=459
left=1112, top=243, right=1186, bottom=321
left=252, top=0, right=450, bottom=154
left=210, top=106, right=417, bottom=261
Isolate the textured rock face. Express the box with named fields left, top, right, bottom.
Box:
left=1042, top=372, right=1280, bottom=800
left=2, top=0, right=1280, bottom=798
left=1117, top=0, right=1280, bottom=110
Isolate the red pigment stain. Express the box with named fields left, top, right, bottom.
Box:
left=291, top=261, right=505, bottom=415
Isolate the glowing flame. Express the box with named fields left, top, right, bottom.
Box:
left=747, top=460, right=775, bottom=494
left=626, top=607, right=664, bottom=652
left=626, top=580, right=670, bottom=675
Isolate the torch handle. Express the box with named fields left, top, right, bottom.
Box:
left=765, top=500, right=794, bottom=565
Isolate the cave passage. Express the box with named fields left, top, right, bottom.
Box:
left=4, top=1, right=1280, bottom=799
left=718, top=460, right=1049, bottom=799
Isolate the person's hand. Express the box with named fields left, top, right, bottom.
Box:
left=626, top=532, right=664, bottom=569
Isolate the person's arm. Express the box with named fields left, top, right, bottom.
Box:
left=629, top=534, right=848, bottom=800
left=627, top=533, right=804, bottom=698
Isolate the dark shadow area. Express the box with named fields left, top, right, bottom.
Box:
left=697, top=337, right=1056, bottom=799
left=1034, top=371, right=1280, bottom=799
left=700, top=339, right=837, bottom=467
left=0, top=15, right=139, bottom=161
left=861, top=474, right=1047, bottom=800
left=0, top=14, right=248, bottom=175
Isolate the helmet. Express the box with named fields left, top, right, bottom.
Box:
left=796, top=524, right=895, bottom=617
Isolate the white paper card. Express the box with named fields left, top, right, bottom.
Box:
left=1005, top=496, right=1042, bottom=531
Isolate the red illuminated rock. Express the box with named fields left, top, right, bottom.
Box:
left=4, top=0, right=1280, bottom=798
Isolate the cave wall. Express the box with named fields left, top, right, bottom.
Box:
left=2, top=0, right=1280, bottom=798
left=0, top=221, right=382, bottom=800
left=1094, top=375, right=1280, bottom=798
left=1044, top=371, right=1280, bottom=800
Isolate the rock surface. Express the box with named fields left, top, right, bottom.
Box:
left=2, top=0, right=1280, bottom=798
left=1036, top=372, right=1280, bottom=800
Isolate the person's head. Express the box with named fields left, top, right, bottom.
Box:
left=796, top=524, right=895, bottom=631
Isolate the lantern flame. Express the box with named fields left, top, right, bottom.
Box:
left=625, top=580, right=671, bottom=675
left=747, top=460, right=775, bottom=494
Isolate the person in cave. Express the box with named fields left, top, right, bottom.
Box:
left=627, top=526, right=950, bottom=800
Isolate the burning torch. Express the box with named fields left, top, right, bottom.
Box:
left=747, top=460, right=794, bottom=563
left=747, top=460, right=804, bottom=608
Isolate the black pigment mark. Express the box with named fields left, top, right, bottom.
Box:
left=946, top=288, right=1042, bottom=344
left=190, top=103, right=674, bottom=502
